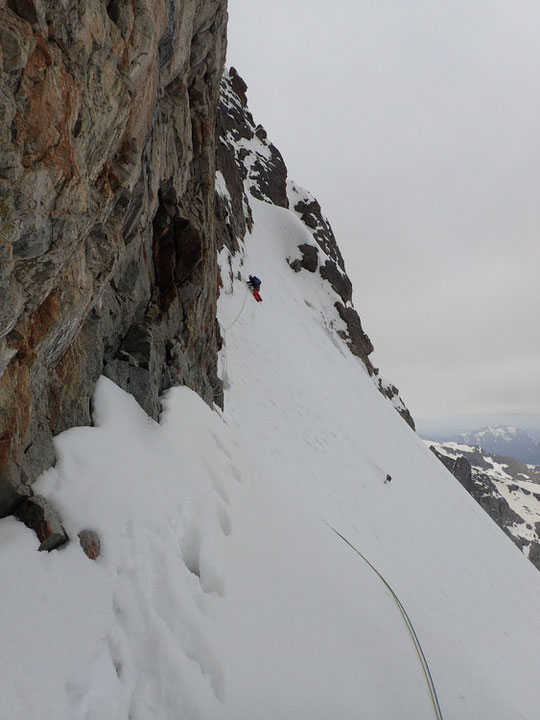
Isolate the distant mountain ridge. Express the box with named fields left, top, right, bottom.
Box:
left=427, top=440, right=540, bottom=570
left=448, top=425, right=540, bottom=465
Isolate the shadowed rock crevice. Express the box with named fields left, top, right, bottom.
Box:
left=152, top=182, right=183, bottom=315
left=6, top=0, right=41, bottom=26
left=174, top=219, right=204, bottom=287
left=15, top=494, right=68, bottom=551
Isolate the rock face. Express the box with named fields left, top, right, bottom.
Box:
left=0, top=0, right=227, bottom=514
left=374, top=374, right=415, bottom=430
left=289, top=243, right=318, bottom=273
left=214, top=66, right=288, bottom=259
left=292, top=193, right=346, bottom=271
left=430, top=441, right=540, bottom=570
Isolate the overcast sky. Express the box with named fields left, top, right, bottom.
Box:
left=226, top=0, right=540, bottom=435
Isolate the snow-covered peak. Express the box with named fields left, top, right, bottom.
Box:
left=455, top=425, right=540, bottom=464
left=478, top=424, right=518, bottom=438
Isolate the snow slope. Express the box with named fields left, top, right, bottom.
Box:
left=215, top=197, right=540, bottom=719
left=2, top=188, right=540, bottom=719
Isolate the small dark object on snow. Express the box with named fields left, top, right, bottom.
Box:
left=78, top=529, right=101, bottom=560
left=385, top=474, right=392, bottom=483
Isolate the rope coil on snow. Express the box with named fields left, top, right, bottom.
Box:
left=326, top=523, right=444, bottom=720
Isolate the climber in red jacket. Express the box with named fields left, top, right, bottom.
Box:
left=247, top=275, right=263, bottom=302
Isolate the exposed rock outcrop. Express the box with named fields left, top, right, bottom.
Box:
left=15, top=494, right=68, bottom=551
left=320, top=261, right=353, bottom=304
left=430, top=443, right=540, bottom=570
left=432, top=448, right=524, bottom=542
left=292, top=193, right=345, bottom=270
left=214, top=66, right=289, bottom=261
left=0, top=0, right=227, bottom=514
left=290, top=187, right=414, bottom=429
left=334, top=302, right=374, bottom=361
left=373, top=373, right=416, bottom=430
left=289, top=243, right=319, bottom=273
left=529, top=542, right=540, bottom=568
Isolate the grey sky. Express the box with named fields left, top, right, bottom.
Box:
left=226, top=0, right=540, bottom=434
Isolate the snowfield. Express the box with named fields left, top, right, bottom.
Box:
left=2, top=196, right=540, bottom=719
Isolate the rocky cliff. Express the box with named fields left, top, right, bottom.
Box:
left=1, top=3, right=414, bottom=537
left=0, top=0, right=227, bottom=516
left=429, top=441, right=540, bottom=570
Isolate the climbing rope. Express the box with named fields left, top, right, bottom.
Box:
left=215, top=282, right=250, bottom=398
left=326, top=523, right=444, bottom=720
left=221, top=282, right=250, bottom=332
